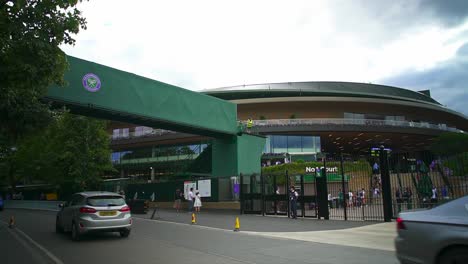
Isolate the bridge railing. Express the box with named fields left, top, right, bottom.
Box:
left=241, top=118, right=464, bottom=133
left=110, top=118, right=464, bottom=141
left=111, top=129, right=177, bottom=140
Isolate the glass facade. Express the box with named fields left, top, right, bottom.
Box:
left=264, top=135, right=321, bottom=154
left=111, top=143, right=208, bottom=165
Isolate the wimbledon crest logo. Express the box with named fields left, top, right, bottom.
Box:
left=82, top=73, right=101, bottom=92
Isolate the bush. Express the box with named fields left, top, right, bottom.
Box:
left=442, top=152, right=468, bottom=176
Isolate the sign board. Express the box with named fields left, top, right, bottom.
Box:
left=197, top=179, right=211, bottom=197
left=305, top=167, right=338, bottom=173
left=46, top=193, right=58, bottom=201
left=184, top=181, right=196, bottom=200
left=304, top=173, right=349, bottom=183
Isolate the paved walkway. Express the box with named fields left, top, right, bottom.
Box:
left=245, top=223, right=396, bottom=251
left=135, top=208, right=396, bottom=252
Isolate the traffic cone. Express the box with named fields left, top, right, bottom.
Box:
left=191, top=213, right=196, bottom=225
left=8, top=216, right=15, bottom=228
left=233, top=217, right=240, bottom=232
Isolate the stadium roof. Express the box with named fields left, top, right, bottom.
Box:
left=202, top=82, right=441, bottom=106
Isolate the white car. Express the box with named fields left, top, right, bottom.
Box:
left=56, top=191, right=132, bottom=241
left=395, top=196, right=468, bottom=264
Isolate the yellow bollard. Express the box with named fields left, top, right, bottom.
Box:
left=191, top=213, right=196, bottom=225
left=233, top=217, right=240, bottom=232
left=8, top=216, right=15, bottom=228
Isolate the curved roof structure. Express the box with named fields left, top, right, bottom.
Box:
left=202, top=81, right=441, bottom=106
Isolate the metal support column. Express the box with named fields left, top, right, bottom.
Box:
left=300, top=174, right=305, bottom=218
left=261, top=171, right=265, bottom=216
left=380, top=146, right=393, bottom=222
left=286, top=170, right=290, bottom=218
left=273, top=174, right=277, bottom=215
left=240, top=173, right=244, bottom=215
left=340, top=153, right=348, bottom=221
left=323, top=157, right=329, bottom=220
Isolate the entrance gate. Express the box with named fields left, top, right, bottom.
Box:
left=241, top=153, right=382, bottom=221
left=240, top=173, right=262, bottom=214
left=262, top=174, right=288, bottom=216
left=241, top=172, right=319, bottom=218
left=288, top=174, right=318, bottom=218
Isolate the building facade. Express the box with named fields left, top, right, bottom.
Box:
left=108, top=82, right=468, bottom=181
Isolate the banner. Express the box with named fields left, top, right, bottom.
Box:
left=197, top=179, right=211, bottom=197
left=184, top=181, right=197, bottom=200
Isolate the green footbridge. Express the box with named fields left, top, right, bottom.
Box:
left=45, top=56, right=264, bottom=178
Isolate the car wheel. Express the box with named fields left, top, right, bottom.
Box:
left=71, top=222, right=81, bottom=241
left=119, top=229, right=131, bottom=238
left=55, top=217, right=63, bottom=234
left=438, top=247, right=468, bottom=264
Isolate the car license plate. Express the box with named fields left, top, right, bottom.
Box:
left=99, top=211, right=117, bottom=216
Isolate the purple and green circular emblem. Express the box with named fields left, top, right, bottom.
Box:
left=82, top=73, right=101, bottom=92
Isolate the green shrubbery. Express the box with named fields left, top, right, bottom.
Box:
left=442, top=152, right=468, bottom=176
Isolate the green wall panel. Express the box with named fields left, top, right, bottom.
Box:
left=212, top=134, right=265, bottom=177
left=212, top=137, right=238, bottom=177
left=237, top=134, right=265, bottom=175
left=46, top=56, right=238, bottom=138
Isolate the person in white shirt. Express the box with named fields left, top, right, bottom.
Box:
left=348, top=191, right=354, bottom=207
left=361, top=188, right=366, bottom=206
left=188, top=188, right=195, bottom=212
left=328, top=193, right=333, bottom=208
left=431, top=186, right=438, bottom=205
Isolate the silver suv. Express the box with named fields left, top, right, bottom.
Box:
left=56, top=191, right=132, bottom=241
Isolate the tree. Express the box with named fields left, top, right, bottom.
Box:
left=0, top=0, right=87, bottom=189
left=49, top=113, right=114, bottom=192
left=430, top=132, right=468, bottom=156
left=13, top=112, right=114, bottom=192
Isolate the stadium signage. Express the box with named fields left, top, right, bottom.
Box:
left=305, top=167, right=338, bottom=173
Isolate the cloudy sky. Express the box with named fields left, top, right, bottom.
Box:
left=61, top=0, right=468, bottom=116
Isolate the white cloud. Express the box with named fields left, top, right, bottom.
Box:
left=61, top=0, right=468, bottom=94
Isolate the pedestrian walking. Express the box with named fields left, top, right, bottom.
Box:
left=431, top=186, right=438, bottom=206
left=406, top=187, right=413, bottom=210
left=441, top=186, right=449, bottom=200
left=373, top=162, right=379, bottom=175
left=289, top=186, right=298, bottom=219
left=361, top=188, right=366, bottom=206
left=188, top=188, right=195, bottom=212
left=348, top=191, right=354, bottom=207
left=194, top=192, right=202, bottom=212
left=396, top=188, right=402, bottom=212
left=174, top=188, right=183, bottom=212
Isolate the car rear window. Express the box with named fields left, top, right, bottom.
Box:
left=87, top=196, right=125, bottom=207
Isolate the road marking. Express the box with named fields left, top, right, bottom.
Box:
left=135, top=217, right=234, bottom=232
left=0, top=220, right=64, bottom=264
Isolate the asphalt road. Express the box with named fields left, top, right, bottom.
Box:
left=0, top=209, right=398, bottom=264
